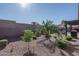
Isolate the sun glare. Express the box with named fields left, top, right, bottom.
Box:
left=20, top=3, right=30, bottom=8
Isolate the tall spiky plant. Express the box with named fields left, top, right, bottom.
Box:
left=42, top=20, right=53, bottom=34
left=42, top=20, right=60, bottom=34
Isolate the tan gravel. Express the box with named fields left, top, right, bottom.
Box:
left=0, top=36, right=79, bottom=56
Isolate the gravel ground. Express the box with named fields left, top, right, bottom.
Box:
left=0, top=36, right=79, bottom=56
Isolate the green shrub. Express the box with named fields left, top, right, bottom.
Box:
left=56, top=40, right=68, bottom=49
left=45, top=34, right=51, bottom=38
left=65, top=35, right=72, bottom=41
left=51, top=33, right=58, bottom=37
left=35, top=30, right=40, bottom=37
left=42, top=20, right=60, bottom=34
left=32, top=36, right=37, bottom=40
left=22, top=30, right=34, bottom=42
left=0, top=39, right=8, bottom=47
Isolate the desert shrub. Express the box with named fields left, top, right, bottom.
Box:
left=51, top=33, right=58, bottom=37
left=64, top=35, right=72, bottom=41
left=0, top=39, right=8, bottom=47
left=42, top=20, right=60, bottom=34
left=56, top=40, right=68, bottom=49
left=45, top=34, right=51, bottom=38
left=22, top=30, right=34, bottom=42
left=35, top=29, right=41, bottom=37
left=32, top=36, right=37, bottom=40
left=35, top=26, right=47, bottom=36
left=62, top=34, right=66, bottom=37
left=35, top=31, right=39, bottom=37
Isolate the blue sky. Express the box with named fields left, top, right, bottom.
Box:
left=0, top=3, right=78, bottom=25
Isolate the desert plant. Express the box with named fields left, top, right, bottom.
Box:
left=42, top=20, right=60, bottom=35
left=45, top=34, right=51, bottom=38
left=35, top=28, right=41, bottom=37
left=64, top=35, right=72, bottom=41
left=51, top=33, right=59, bottom=37
left=0, top=39, right=8, bottom=47
left=51, top=25, right=60, bottom=34
left=22, top=30, right=34, bottom=55
left=22, top=30, right=34, bottom=42
left=42, top=20, right=53, bottom=34
left=56, top=40, right=68, bottom=49
left=32, top=36, right=37, bottom=40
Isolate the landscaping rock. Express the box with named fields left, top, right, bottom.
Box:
left=0, top=36, right=79, bottom=56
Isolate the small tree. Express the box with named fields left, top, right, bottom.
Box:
left=22, top=30, right=34, bottom=55
left=22, top=30, right=34, bottom=42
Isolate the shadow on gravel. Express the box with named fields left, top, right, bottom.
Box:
left=70, top=40, right=77, bottom=42
left=0, top=46, right=6, bottom=51
left=23, top=51, right=37, bottom=56
left=60, top=45, right=79, bottom=56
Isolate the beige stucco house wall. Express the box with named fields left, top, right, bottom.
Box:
left=0, top=19, right=40, bottom=38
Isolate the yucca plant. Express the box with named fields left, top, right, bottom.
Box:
left=42, top=20, right=53, bottom=34
left=42, top=20, right=60, bottom=38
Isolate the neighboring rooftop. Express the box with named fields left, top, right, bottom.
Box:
left=63, top=20, right=79, bottom=25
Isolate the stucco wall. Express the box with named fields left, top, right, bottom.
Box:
left=0, top=20, right=38, bottom=38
